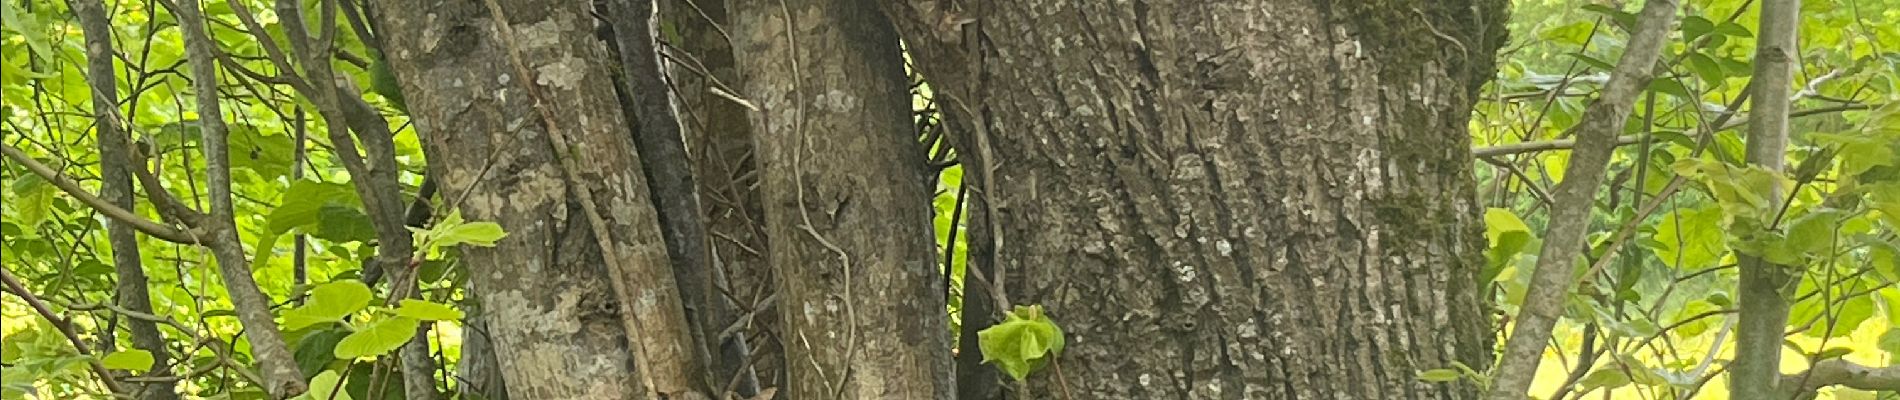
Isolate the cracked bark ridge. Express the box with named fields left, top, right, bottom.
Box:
left=889, top=0, right=1508, bottom=397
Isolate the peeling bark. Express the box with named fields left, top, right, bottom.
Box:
left=729, top=0, right=954, bottom=397
left=371, top=1, right=708, bottom=398
left=887, top=0, right=1508, bottom=397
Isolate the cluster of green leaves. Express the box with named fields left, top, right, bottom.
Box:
left=1473, top=0, right=1900, bottom=397
left=976, top=305, right=1066, bottom=382
left=0, top=0, right=453, bottom=396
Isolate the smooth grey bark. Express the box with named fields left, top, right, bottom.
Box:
left=166, top=0, right=309, bottom=396
left=662, top=0, right=779, bottom=392
left=729, top=0, right=954, bottom=397
left=71, top=0, right=177, bottom=398
left=1483, top=1, right=1679, bottom=399
left=370, top=0, right=709, bottom=397
left=602, top=0, right=760, bottom=394
left=887, top=0, right=1507, bottom=397
left=1731, top=0, right=1800, bottom=398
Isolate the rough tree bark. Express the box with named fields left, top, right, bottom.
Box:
left=71, top=0, right=178, bottom=397
left=887, top=0, right=1508, bottom=397
left=729, top=0, right=954, bottom=397
left=370, top=0, right=709, bottom=398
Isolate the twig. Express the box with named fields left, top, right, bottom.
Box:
left=1, top=143, right=197, bottom=244
left=0, top=267, right=130, bottom=397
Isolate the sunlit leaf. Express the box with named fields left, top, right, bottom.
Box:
left=283, top=281, right=374, bottom=330
left=100, top=350, right=154, bottom=370
left=334, top=316, right=419, bottom=359
left=391, top=299, right=462, bottom=321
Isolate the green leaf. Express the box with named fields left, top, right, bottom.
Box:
left=100, top=350, right=154, bottom=370
left=1810, top=347, right=1853, bottom=361
left=345, top=358, right=408, bottom=400
left=1685, top=53, right=1726, bottom=84
left=1782, top=209, right=1844, bottom=258
left=1568, top=52, right=1616, bottom=71
left=1579, top=368, right=1631, bottom=390
left=283, top=281, right=374, bottom=330
left=1670, top=300, right=1722, bottom=337
left=977, top=305, right=1065, bottom=381
left=294, top=370, right=353, bottom=400
left=268, top=180, right=362, bottom=236
left=294, top=327, right=349, bottom=378
left=368, top=51, right=407, bottom=114
left=311, top=205, right=378, bottom=244
left=420, top=210, right=509, bottom=250
left=391, top=299, right=463, bottom=321
left=1680, top=16, right=1715, bottom=41
left=227, top=126, right=295, bottom=180
left=1810, top=132, right=1896, bottom=177
left=1647, top=205, right=1727, bottom=270
left=334, top=316, right=419, bottom=359
left=1540, top=21, right=1598, bottom=45
left=9, top=174, right=53, bottom=232
left=1878, top=328, right=1900, bottom=358
left=0, top=0, right=54, bottom=57
left=1417, top=369, right=1461, bottom=382
left=1646, top=79, right=1693, bottom=100
left=1712, top=22, right=1752, bottom=37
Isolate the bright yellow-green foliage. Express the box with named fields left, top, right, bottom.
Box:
left=1472, top=0, right=1900, bottom=398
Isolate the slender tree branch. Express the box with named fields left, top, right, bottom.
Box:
left=1, top=143, right=197, bottom=244
left=0, top=267, right=130, bottom=397
left=1470, top=103, right=1881, bottom=157
left=1782, top=360, right=1900, bottom=394
left=71, top=0, right=182, bottom=396
left=157, top=0, right=309, bottom=395
left=1484, top=1, right=1679, bottom=398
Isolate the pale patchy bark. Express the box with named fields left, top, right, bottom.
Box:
left=72, top=0, right=177, bottom=397
left=370, top=1, right=707, bottom=398
left=729, top=0, right=954, bottom=398
left=888, top=0, right=1507, bottom=397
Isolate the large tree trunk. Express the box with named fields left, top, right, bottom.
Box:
left=370, top=1, right=710, bottom=398
left=887, top=1, right=1508, bottom=397
left=728, top=0, right=955, bottom=398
